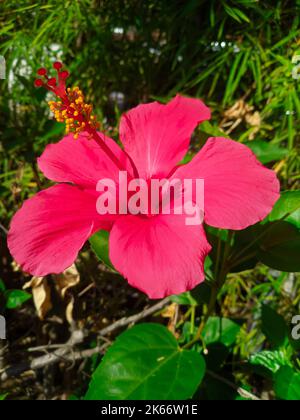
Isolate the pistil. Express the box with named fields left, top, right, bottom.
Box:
left=34, top=62, right=127, bottom=172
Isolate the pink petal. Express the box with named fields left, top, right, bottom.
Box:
left=119, top=94, right=211, bottom=179
left=174, top=137, right=280, bottom=230
left=7, top=184, right=113, bottom=277
left=109, top=214, right=212, bottom=299
left=38, top=132, right=133, bottom=189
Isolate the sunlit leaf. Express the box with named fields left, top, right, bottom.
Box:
left=202, top=317, right=241, bottom=347
left=274, top=366, right=300, bottom=400
left=85, top=323, right=206, bottom=400
left=5, top=290, right=31, bottom=309
left=89, top=230, right=116, bottom=271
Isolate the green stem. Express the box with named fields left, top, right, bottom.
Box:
left=183, top=232, right=233, bottom=349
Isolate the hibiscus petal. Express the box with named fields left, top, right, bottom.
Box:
left=7, top=184, right=112, bottom=277
left=38, top=132, right=133, bottom=189
left=174, top=137, right=280, bottom=230
left=119, top=94, right=211, bottom=179
left=109, top=214, right=211, bottom=299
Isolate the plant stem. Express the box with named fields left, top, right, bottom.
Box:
left=184, top=232, right=233, bottom=349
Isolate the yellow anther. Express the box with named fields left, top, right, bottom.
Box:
left=47, top=84, right=99, bottom=139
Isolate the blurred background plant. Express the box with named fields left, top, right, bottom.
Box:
left=0, top=0, right=300, bottom=400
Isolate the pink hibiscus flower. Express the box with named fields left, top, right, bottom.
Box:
left=7, top=65, right=280, bottom=299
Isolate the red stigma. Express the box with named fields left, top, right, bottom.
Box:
left=48, top=77, right=57, bottom=87
left=60, top=70, right=69, bottom=79
left=53, top=61, right=63, bottom=70
left=34, top=79, right=44, bottom=87
left=37, top=68, right=47, bottom=76
left=34, top=62, right=69, bottom=99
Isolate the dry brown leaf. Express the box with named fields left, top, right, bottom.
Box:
left=161, top=302, right=177, bottom=319
left=245, top=111, right=261, bottom=127
left=23, top=265, right=80, bottom=321
left=223, top=99, right=251, bottom=119
left=23, top=277, right=52, bottom=320
left=65, top=296, right=75, bottom=325
left=53, top=264, right=80, bottom=299
left=221, top=99, right=261, bottom=139
left=161, top=303, right=179, bottom=337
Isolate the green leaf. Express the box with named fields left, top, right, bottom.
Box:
left=85, top=323, right=206, bottom=400
left=268, top=190, right=300, bottom=228
left=5, top=290, right=31, bottom=309
left=202, top=317, right=241, bottom=347
left=38, top=121, right=65, bottom=143
left=250, top=350, right=288, bottom=376
left=261, top=305, right=288, bottom=348
left=171, top=291, right=198, bottom=306
left=68, top=394, right=79, bottom=401
left=274, top=366, right=300, bottom=400
left=244, top=140, right=288, bottom=164
left=224, top=5, right=250, bottom=23
left=89, top=230, right=116, bottom=271
left=0, top=394, right=7, bottom=401
left=179, top=153, right=193, bottom=165
left=256, top=221, right=300, bottom=272
left=230, top=227, right=259, bottom=272
left=200, top=121, right=228, bottom=138
left=0, top=279, right=6, bottom=293
left=230, top=212, right=300, bottom=273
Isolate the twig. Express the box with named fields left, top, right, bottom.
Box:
left=0, top=329, right=84, bottom=382
left=0, top=222, right=8, bottom=235
left=0, top=297, right=170, bottom=381
left=78, top=282, right=95, bottom=297
left=28, top=344, right=74, bottom=353
left=97, top=297, right=170, bottom=336
left=207, top=370, right=262, bottom=401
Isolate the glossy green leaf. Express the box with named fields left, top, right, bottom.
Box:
left=274, top=366, right=300, bottom=400
left=5, top=290, right=31, bottom=309
left=256, top=221, right=300, bottom=272
left=268, top=190, right=300, bottom=228
left=202, top=317, right=241, bottom=347
left=0, top=394, right=7, bottom=401
left=85, top=323, right=206, bottom=400
left=261, top=305, right=288, bottom=348
left=244, top=140, right=288, bottom=164
left=89, top=230, right=115, bottom=271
